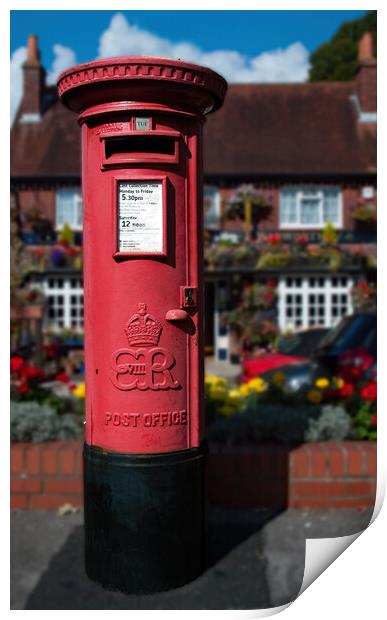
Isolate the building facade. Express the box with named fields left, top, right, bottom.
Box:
left=11, top=35, right=376, bottom=362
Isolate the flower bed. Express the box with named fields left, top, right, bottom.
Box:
left=10, top=440, right=376, bottom=511
left=205, top=371, right=377, bottom=444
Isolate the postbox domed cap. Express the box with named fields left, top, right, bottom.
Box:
left=57, top=56, right=227, bottom=116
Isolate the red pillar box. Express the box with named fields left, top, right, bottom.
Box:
left=57, top=57, right=226, bottom=593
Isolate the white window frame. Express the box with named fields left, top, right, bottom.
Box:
left=279, top=186, right=343, bottom=230
left=40, top=276, right=84, bottom=330
left=203, top=186, right=221, bottom=229
left=278, top=275, right=353, bottom=332
left=55, top=188, right=83, bottom=231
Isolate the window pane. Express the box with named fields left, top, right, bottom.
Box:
left=204, top=186, right=220, bottom=228
left=280, top=190, right=297, bottom=224
left=300, top=197, right=320, bottom=225
left=323, top=189, right=339, bottom=224
left=56, top=189, right=82, bottom=228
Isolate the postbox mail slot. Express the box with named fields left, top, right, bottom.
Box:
left=101, top=132, right=180, bottom=168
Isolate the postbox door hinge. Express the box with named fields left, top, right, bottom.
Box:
left=180, top=286, right=198, bottom=310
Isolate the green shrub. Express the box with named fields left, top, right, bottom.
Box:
left=207, top=402, right=321, bottom=445
left=10, top=400, right=82, bottom=443
left=305, top=405, right=353, bottom=442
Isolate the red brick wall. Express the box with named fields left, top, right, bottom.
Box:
left=11, top=441, right=376, bottom=511
left=18, top=189, right=56, bottom=232
left=11, top=441, right=83, bottom=510
left=20, top=65, right=44, bottom=117
left=217, top=185, right=367, bottom=234
left=16, top=184, right=371, bottom=236
left=356, top=63, right=377, bottom=113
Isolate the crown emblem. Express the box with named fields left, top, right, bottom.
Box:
left=125, top=303, right=162, bottom=347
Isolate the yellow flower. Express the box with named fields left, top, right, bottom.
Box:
left=247, top=377, right=267, bottom=393
left=307, top=389, right=322, bottom=404
left=205, top=374, right=227, bottom=388
left=315, top=378, right=330, bottom=389
left=239, top=384, right=251, bottom=397
left=272, top=371, right=286, bottom=387
left=333, top=377, right=345, bottom=389
left=73, top=382, right=85, bottom=399
left=228, top=388, right=242, bottom=402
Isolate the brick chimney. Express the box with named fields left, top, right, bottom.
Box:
left=20, top=35, right=46, bottom=122
left=355, top=31, right=376, bottom=114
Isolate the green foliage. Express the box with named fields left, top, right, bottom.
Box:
left=12, top=384, right=67, bottom=415
left=305, top=405, right=353, bottom=442
left=256, top=252, right=289, bottom=269
left=352, top=401, right=377, bottom=441
left=10, top=194, right=34, bottom=303
left=325, top=248, right=342, bottom=271
left=322, top=221, right=337, bottom=245
left=309, top=11, right=377, bottom=81
left=351, top=281, right=376, bottom=312
left=58, top=223, right=75, bottom=245
left=221, top=282, right=278, bottom=346
left=223, top=185, right=272, bottom=224
left=10, top=401, right=82, bottom=443
left=207, top=402, right=321, bottom=445
left=352, top=203, right=377, bottom=222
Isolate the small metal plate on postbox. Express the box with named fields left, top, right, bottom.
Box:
left=180, top=286, right=198, bottom=309
left=134, top=117, right=151, bottom=131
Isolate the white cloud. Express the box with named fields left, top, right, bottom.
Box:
left=98, top=12, right=310, bottom=83
left=46, top=44, right=77, bottom=85
left=10, top=46, right=27, bottom=124
left=10, top=43, right=77, bottom=125
left=11, top=13, right=310, bottom=125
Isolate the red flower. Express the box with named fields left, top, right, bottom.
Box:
left=17, top=379, right=29, bottom=394
left=44, top=343, right=61, bottom=359
left=266, top=279, right=277, bottom=288
left=295, top=235, right=308, bottom=246
left=65, top=246, right=77, bottom=257
left=55, top=373, right=70, bottom=383
left=10, top=356, right=25, bottom=374
left=20, top=365, right=45, bottom=381
left=340, top=383, right=355, bottom=397
left=68, top=383, right=77, bottom=391
left=358, top=281, right=370, bottom=294
left=371, top=415, right=377, bottom=426
left=361, top=381, right=377, bottom=401
left=266, top=233, right=282, bottom=246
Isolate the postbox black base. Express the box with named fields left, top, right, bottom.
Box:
left=83, top=442, right=206, bottom=594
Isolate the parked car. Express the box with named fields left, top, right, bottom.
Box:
left=241, top=328, right=328, bottom=382
left=260, top=313, right=377, bottom=393
left=311, top=312, right=376, bottom=381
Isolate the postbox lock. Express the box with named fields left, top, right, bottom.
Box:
left=180, top=286, right=198, bottom=309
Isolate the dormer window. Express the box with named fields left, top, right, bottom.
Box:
left=280, top=187, right=342, bottom=229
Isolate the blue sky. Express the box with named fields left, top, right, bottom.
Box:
left=10, top=10, right=367, bottom=122
left=11, top=10, right=367, bottom=66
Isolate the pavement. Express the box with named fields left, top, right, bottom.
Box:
left=205, top=357, right=241, bottom=380
left=11, top=507, right=373, bottom=610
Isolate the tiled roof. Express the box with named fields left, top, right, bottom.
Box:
left=11, top=82, right=376, bottom=180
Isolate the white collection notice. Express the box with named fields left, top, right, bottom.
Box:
left=118, top=181, right=163, bottom=253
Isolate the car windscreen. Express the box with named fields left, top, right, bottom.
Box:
left=278, top=329, right=327, bottom=356
left=317, top=314, right=376, bottom=351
